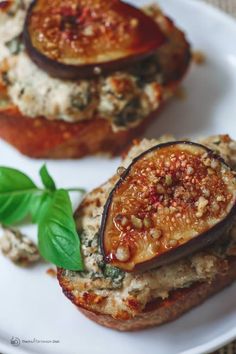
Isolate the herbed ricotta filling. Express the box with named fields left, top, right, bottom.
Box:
left=0, top=1, right=169, bottom=128
left=60, top=135, right=236, bottom=318
left=0, top=1, right=31, bottom=58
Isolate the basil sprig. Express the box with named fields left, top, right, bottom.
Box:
left=0, top=165, right=85, bottom=271
left=40, top=164, right=56, bottom=191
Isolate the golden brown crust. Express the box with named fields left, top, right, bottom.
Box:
left=0, top=10, right=191, bottom=158
left=74, top=257, right=236, bottom=331
left=0, top=105, right=163, bottom=158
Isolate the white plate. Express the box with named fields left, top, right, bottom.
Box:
left=0, top=0, right=236, bottom=353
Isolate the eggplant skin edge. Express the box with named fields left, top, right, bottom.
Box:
left=100, top=141, right=236, bottom=272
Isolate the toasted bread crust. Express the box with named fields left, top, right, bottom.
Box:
left=0, top=10, right=191, bottom=158
left=75, top=257, right=236, bottom=331
left=0, top=105, right=162, bottom=158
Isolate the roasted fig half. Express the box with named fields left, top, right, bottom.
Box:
left=100, top=142, right=236, bottom=272
left=0, top=1, right=12, bottom=12
left=23, top=0, right=166, bottom=80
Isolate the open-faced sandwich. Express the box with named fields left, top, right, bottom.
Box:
left=0, top=0, right=191, bottom=158
left=58, top=134, right=236, bottom=331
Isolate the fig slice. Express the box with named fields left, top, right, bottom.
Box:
left=23, top=0, right=166, bottom=80
left=100, top=142, right=236, bottom=272
left=0, top=1, right=12, bottom=12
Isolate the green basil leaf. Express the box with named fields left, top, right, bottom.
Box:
left=39, top=164, right=56, bottom=191
left=38, top=189, right=84, bottom=271
left=0, top=167, right=36, bottom=192
left=30, top=193, right=52, bottom=224
left=0, top=167, right=38, bottom=224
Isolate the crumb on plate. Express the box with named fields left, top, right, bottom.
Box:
left=192, top=50, right=206, bottom=65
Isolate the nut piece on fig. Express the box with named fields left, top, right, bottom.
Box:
left=100, top=142, right=236, bottom=272
left=23, top=0, right=166, bottom=80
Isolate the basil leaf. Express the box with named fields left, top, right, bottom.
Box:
left=0, top=167, right=38, bottom=225
left=0, top=167, right=36, bottom=192
left=30, top=193, right=52, bottom=223
left=38, top=189, right=84, bottom=271
left=39, top=164, right=56, bottom=191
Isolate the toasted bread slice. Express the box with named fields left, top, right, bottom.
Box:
left=0, top=105, right=162, bottom=158
left=57, top=135, right=236, bottom=331
left=62, top=257, right=236, bottom=331
left=0, top=6, right=191, bottom=158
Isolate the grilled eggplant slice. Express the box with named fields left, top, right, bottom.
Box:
left=23, top=0, right=166, bottom=80
left=101, top=142, right=236, bottom=272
